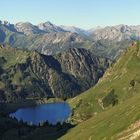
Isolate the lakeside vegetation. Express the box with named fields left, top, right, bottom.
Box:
left=0, top=98, right=73, bottom=140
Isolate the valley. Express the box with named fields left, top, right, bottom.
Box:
left=0, top=21, right=140, bottom=140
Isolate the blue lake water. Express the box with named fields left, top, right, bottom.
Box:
left=9, top=102, right=71, bottom=125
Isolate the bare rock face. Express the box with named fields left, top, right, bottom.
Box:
left=91, top=26, right=131, bottom=41
left=38, top=21, right=66, bottom=33
left=26, top=48, right=110, bottom=98
left=15, top=22, right=44, bottom=35
left=40, top=32, right=89, bottom=55
left=15, top=21, right=66, bottom=35
left=90, top=24, right=140, bottom=41
left=56, top=48, right=110, bottom=90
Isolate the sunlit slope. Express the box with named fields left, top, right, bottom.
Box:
left=59, top=42, right=140, bottom=139
left=60, top=91, right=140, bottom=140
left=68, top=41, right=140, bottom=123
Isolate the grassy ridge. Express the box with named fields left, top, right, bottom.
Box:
left=68, top=41, right=140, bottom=122
left=59, top=41, right=140, bottom=139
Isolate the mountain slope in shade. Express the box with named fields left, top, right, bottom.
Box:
left=0, top=44, right=110, bottom=103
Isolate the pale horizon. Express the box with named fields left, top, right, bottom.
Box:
left=0, top=0, right=140, bottom=29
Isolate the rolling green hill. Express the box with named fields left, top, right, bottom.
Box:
left=59, top=41, right=140, bottom=139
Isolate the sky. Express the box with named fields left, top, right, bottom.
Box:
left=0, top=0, right=139, bottom=29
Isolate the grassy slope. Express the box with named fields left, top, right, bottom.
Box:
left=0, top=45, right=32, bottom=90
left=59, top=42, right=140, bottom=139
left=0, top=45, right=31, bottom=68
left=68, top=41, right=140, bottom=122
left=60, top=92, right=140, bottom=140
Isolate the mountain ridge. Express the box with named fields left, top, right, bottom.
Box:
left=0, top=20, right=140, bottom=60
left=0, top=44, right=110, bottom=103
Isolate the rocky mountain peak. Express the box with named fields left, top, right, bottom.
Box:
left=38, top=21, right=65, bottom=33
left=115, top=24, right=132, bottom=33
left=15, top=22, right=44, bottom=35
left=1, top=20, right=10, bottom=26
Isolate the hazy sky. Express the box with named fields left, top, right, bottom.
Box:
left=0, top=0, right=139, bottom=29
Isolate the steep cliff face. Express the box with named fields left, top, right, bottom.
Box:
left=56, top=48, right=110, bottom=90
left=28, top=52, right=81, bottom=98
left=0, top=45, right=110, bottom=102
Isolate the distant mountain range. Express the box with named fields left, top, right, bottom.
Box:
left=0, top=20, right=140, bottom=60
left=1, top=20, right=140, bottom=38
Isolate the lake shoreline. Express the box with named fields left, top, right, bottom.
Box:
left=9, top=102, right=72, bottom=126
left=3, top=98, right=65, bottom=114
